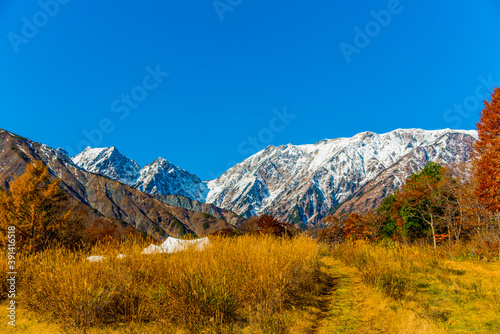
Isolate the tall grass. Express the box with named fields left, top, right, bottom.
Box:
left=333, top=239, right=500, bottom=330
left=334, top=241, right=416, bottom=299
left=11, top=235, right=319, bottom=331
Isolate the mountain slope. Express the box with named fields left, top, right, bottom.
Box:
left=153, top=194, right=245, bottom=227
left=0, top=129, right=237, bottom=239
left=205, top=129, right=477, bottom=226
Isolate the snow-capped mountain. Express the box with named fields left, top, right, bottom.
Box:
left=73, top=146, right=141, bottom=185
left=133, top=158, right=208, bottom=202
left=72, top=148, right=207, bottom=202
left=205, top=129, right=477, bottom=226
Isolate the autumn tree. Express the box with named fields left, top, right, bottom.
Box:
left=474, top=87, right=500, bottom=212
left=242, top=214, right=298, bottom=237
left=377, top=162, right=448, bottom=247
left=377, top=160, right=494, bottom=247
left=0, top=160, right=84, bottom=253
left=85, top=217, right=120, bottom=244
left=318, top=211, right=380, bottom=244
left=342, top=212, right=379, bottom=240
left=317, top=215, right=344, bottom=244
left=438, top=163, right=488, bottom=242
left=209, top=228, right=241, bottom=238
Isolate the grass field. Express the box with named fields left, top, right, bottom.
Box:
left=1, top=237, right=499, bottom=333
left=1, top=235, right=321, bottom=333
left=322, top=240, right=500, bottom=333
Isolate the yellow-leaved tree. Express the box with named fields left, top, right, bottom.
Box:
left=0, top=160, right=84, bottom=253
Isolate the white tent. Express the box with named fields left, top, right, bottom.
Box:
left=160, top=236, right=210, bottom=253
left=141, top=236, right=210, bottom=255
left=141, top=244, right=164, bottom=255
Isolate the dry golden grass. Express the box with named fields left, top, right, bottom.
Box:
left=1, top=235, right=320, bottom=333
left=2, top=237, right=499, bottom=333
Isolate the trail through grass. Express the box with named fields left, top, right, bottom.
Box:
left=313, top=257, right=361, bottom=334
left=324, top=241, right=500, bottom=334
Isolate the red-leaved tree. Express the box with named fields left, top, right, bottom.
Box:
left=475, top=87, right=500, bottom=212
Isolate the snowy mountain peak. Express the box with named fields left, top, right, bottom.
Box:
left=151, top=157, right=170, bottom=165
left=133, top=158, right=208, bottom=202
left=72, top=146, right=141, bottom=185
left=72, top=147, right=208, bottom=202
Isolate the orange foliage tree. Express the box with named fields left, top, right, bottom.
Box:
left=317, top=215, right=344, bottom=244
left=318, top=211, right=381, bottom=244
left=0, top=161, right=84, bottom=253
left=85, top=217, right=120, bottom=244
left=475, top=87, right=500, bottom=212
left=242, top=214, right=298, bottom=237
left=343, top=213, right=367, bottom=240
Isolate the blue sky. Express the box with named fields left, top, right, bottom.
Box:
left=1, top=0, right=499, bottom=180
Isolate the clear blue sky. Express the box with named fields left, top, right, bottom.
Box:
left=1, top=0, right=499, bottom=180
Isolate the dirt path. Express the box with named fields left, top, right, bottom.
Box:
left=310, top=257, right=340, bottom=334
left=309, top=256, right=443, bottom=334
left=310, top=256, right=364, bottom=334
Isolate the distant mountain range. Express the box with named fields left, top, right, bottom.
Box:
left=0, top=129, right=243, bottom=240
left=73, top=148, right=208, bottom=202
left=69, top=128, right=477, bottom=227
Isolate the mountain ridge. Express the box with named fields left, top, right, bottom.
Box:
left=205, top=128, right=477, bottom=226
left=72, top=147, right=208, bottom=202
left=67, top=128, right=477, bottom=227
left=0, top=129, right=239, bottom=239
